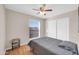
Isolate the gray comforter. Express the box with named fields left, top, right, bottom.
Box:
left=28, top=37, right=78, bottom=55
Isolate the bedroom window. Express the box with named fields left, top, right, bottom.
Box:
left=29, top=19, right=40, bottom=39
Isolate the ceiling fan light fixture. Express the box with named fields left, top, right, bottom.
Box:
left=32, top=4, right=52, bottom=16
left=39, top=11, right=46, bottom=16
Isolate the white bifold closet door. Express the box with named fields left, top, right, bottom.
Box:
left=46, top=18, right=69, bottom=41
left=57, top=18, right=69, bottom=41
left=46, top=20, right=56, bottom=38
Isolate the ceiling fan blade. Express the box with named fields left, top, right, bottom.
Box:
left=45, top=9, right=53, bottom=11
left=32, top=9, right=40, bottom=11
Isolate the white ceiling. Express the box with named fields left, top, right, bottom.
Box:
left=4, top=4, right=78, bottom=19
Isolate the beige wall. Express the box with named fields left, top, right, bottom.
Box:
left=5, top=9, right=45, bottom=49
left=0, top=5, right=6, bottom=54
left=47, top=9, right=79, bottom=50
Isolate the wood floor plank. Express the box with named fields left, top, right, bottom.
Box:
left=5, top=45, right=33, bottom=55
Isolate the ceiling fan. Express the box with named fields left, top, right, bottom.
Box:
left=32, top=4, right=53, bottom=15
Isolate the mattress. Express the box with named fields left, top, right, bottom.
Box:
left=28, top=37, right=78, bottom=55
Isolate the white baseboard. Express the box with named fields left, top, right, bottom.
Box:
left=20, top=43, right=27, bottom=46
left=0, top=51, right=5, bottom=55
left=6, top=47, right=12, bottom=51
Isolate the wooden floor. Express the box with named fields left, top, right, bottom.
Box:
left=5, top=45, right=33, bottom=55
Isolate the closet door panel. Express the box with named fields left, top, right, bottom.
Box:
left=57, top=18, right=69, bottom=41
left=46, top=20, right=56, bottom=38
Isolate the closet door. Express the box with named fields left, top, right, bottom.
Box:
left=57, top=18, right=69, bottom=41
left=46, top=20, right=56, bottom=38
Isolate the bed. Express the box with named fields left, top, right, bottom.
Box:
left=28, top=37, right=78, bottom=55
